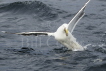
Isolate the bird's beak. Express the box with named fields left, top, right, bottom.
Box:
left=64, top=28, right=68, bottom=36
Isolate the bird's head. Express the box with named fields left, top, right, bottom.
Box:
left=56, top=23, right=69, bottom=36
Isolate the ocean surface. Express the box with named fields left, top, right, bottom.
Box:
left=0, top=0, right=106, bottom=71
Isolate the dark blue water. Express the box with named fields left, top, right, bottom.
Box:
left=0, top=0, right=106, bottom=71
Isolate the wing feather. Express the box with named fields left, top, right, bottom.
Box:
left=15, top=32, right=48, bottom=36
left=2, top=31, right=54, bottom=36
left=68, top=0, right=90, bottom=33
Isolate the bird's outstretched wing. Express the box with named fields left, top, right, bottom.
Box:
left=1, top=31, right=54, bottom=36
left=68, top=0, right=90, bottom=33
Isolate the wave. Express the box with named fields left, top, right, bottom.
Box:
left=0, top=1, right=58, bottom=20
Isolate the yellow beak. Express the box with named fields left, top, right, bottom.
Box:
left=64, top=28, right=68, bottom=36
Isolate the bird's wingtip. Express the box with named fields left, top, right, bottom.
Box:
left=1, top=31, right=7, bottom=33
left=85, top=0, right=91, bottom=5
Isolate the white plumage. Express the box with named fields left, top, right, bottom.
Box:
left=2, top=0, right=90, bottom=51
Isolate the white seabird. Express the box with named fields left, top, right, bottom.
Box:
left=2, top=0, right=90, bottom=51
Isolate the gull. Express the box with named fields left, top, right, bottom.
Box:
left=2, top=0, right=90, bottom=51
